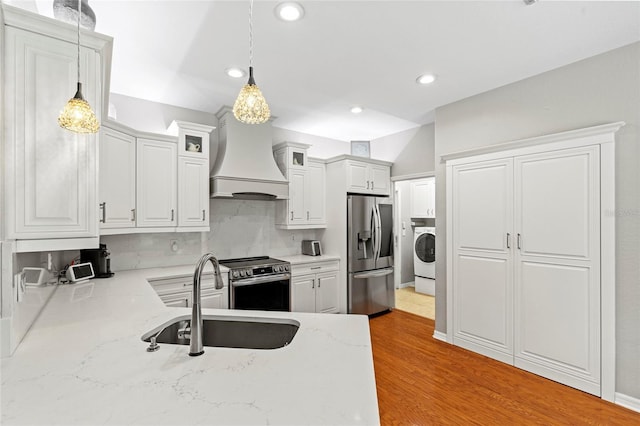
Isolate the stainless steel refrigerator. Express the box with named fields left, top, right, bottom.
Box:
left=347, top=194, right=394, bottom=315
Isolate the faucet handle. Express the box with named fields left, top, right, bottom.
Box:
left=177, top=326, right=191, bottom=340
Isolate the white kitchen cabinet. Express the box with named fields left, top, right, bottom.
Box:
left=149, top=274, right=229, bottom=309
left=178, top=157, right=209, bottom=227
left=345, top=159, right=391, bottom=196
left=410, top=177, right=435, bottom=218
left=3, top=11, right=112, bottom=251
left=273, top=143, right=326, bottom=229
left=291, top=260, right=339, bottom=313
left=99, top=127, right=136, bottom=229
left=136, top=138, right=177, bottom=228
left=446, top=127, right=618, bottom=397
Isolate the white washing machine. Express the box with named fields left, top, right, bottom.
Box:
left=414, top=226, right=435, bottom=295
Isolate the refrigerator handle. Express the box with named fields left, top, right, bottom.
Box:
left=353, top=267, right=394, bottom=279
left=374, top=204, right=382, bottom=262
left=371, top=204, right=378, bottom=262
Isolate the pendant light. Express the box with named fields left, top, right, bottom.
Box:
left=58, top=0, right=100, bottom=134
left=233, top=0, right=271, bottom=124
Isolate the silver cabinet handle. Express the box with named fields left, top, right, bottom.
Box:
left=131, top=208, right=136, bottom=222
left=307, top=211, right=309, bottom=220
left=517, top=233, right=521, bottom=250
left=318, top=280, right=321, bottom=288
left=202, top=209, right=206, bottom=221
left=99, top=202, right=106, bottom=223
left=291, top=211, right=294, bottom=220
left=506, top=233, right=511, bottom=249
left=312, top=281, right=315, bottom=289
left=366, top=180, right=370, bottom=189
left=310, top=266, right=321, bottom=270
left=171, top=209, right=175, bottom=221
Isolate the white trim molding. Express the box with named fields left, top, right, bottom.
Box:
left=615, top=393, right=640, bottom=414
left=433, top=330, right=447, bottom=343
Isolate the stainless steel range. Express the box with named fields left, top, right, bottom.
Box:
left=219, top=256, right=291, bottom=311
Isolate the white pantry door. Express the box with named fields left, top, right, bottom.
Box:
left=513, top=145, right=601, bottom=395
left=452, top=159, right=514, bottom=364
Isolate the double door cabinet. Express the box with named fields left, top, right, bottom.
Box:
left=3, top=14, right=111, bottom=251
left=99, top=125, right=210, bottom=233
left=291, top=260, right=339, bottom=314
left=346, top=160, right=390, bottom=195
left=447, top=138, right=612, bottom=397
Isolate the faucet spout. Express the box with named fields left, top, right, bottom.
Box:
left=189, top=253, right=224, bottom=356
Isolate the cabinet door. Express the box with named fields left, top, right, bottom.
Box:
left=178, top=157, right=208, bottom=227
left=136, top=139, right=177, bottom=227
left=316, top=271, right=339, bottom=313
left=370, top=164, right=391, bottom=195
left=514, top=146, right=601, bottom=395
left=201, top=288, right=228, bottom=309
left=346, top=161, right=369, bottom=193
left=451, top=158, right=514, bottom=363
left=410, top=179, right=429, bottom=218
left=291, top=274, right=316, bottom=313
left=305, top=160, right=326, bottom=224
left=5, top=27, right=100, bottom=240
left=289, top=169, right=307, bottom=223
left=425, top=178, right=436, bottom=218
left=100, top=128, right=136, bottom=229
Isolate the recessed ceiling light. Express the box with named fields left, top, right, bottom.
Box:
left=275, top=2, right=305, bottom=22
left=351, top=106, right=363, bottom=114
left=226, top=67, right=246, bottom=78
left=416, top=74, right=437, bottom=85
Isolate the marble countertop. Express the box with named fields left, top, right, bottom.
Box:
left=1, top=265, right=379, bottom=425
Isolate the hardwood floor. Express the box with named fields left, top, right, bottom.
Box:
left=369, top=309, right=640, bottom=425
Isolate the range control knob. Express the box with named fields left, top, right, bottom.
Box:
left=239, top=270, right=246, bottom=277
left=274, top=265, right=281, bottom=272
left=284, top=265, right=290, bottom=272
left=232, top=270, right=239, bottom=279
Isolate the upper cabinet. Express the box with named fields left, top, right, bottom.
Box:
left=99, top=121, right=214, bottom=235
left=3, top=6, right=113, bottom=252
left=273, top=142, right=326, bottom=229
left=410, top=177, right=435, bottom=218
left=326, top=156, right=392, bottom=197
left=346, top=160, right=391, bottom=195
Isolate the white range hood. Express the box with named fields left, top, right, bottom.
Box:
left=210, top=107, right=288, bottom=199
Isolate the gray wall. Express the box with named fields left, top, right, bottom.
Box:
left=434, top=42, right=640, bottom=398
left=390, top=123, right=435, bottom=177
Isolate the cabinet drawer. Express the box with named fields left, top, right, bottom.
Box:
left=149, top=274, right=216, bottom=296
left=292, top=260, right=339, bottom=276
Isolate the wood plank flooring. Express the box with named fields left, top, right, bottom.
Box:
left=369, top=309, right=640, bottom=425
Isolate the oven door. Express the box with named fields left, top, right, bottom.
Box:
left=230, top=273, right=291, bottom=312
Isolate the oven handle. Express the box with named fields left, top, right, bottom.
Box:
left=231, top=273, right=291, bottom=287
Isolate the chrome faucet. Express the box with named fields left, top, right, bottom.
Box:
left=189, top=253, right=224, bottom=356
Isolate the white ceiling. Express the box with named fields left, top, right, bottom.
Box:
left=13, top=0, right=640, bottom=142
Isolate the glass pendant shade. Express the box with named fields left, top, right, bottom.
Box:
left=233, top=67, right=271, bottom=124
left=58, top=82, right=100, bottom=133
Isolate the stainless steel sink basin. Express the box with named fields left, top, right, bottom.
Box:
left=141, top=314, right=299, bottom=350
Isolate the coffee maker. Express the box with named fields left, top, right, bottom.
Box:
left=80, top=243, right=114, bottom=278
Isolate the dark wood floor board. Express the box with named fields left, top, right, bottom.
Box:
left=369, top=309, right=640, bottom=425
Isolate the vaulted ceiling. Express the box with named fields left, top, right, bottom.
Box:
left=14, top=0, right=640, bottom=142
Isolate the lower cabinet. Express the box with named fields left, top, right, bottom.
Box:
left=149, top=275, right=228, bottom=309
left=291, top=260, right=339, bottom=313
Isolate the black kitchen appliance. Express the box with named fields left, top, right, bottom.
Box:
left=80, top=243, right=114, bottom=278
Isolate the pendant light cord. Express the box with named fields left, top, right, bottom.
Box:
left=77, top=0, right=81, bottom=83
left=248, top=0, right=254, bottom=68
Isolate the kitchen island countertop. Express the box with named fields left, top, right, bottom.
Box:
left=0, top=265, right=379, bottom=425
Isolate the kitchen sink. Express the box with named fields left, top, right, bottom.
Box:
left=141, top=314, right=299, bottom=350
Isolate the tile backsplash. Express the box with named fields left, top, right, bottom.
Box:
left=102, top=199, right=320, bottom=271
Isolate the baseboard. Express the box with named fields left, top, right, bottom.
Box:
left=615, top=392, right=640, bottom=413
left=398, top=281, right=414, bottom=289
left=432, top=330, right=447, bottom=342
